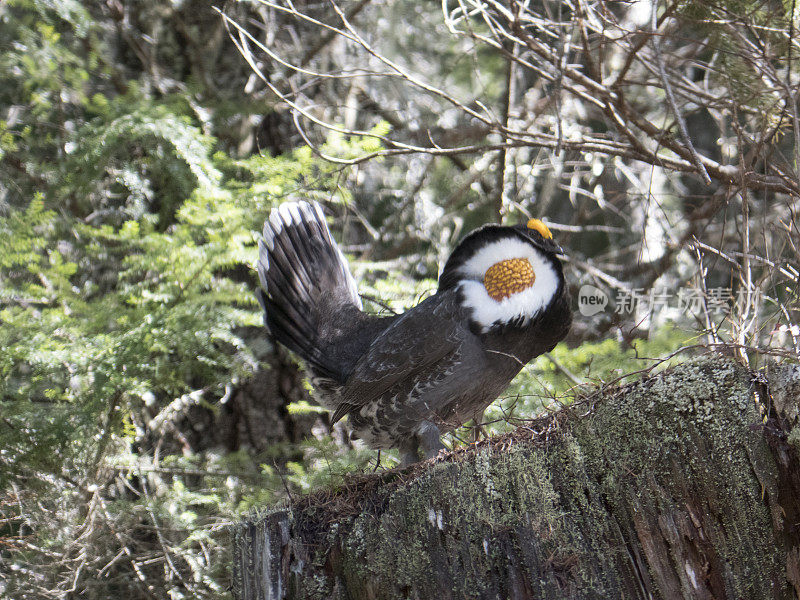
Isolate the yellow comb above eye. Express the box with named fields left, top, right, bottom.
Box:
left=526, top=218, right=553, bottom=240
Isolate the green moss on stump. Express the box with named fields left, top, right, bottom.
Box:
left=233, top=357, right=800, bottom=600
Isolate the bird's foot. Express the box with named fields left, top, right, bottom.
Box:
left=472, top=411, right=487, bottom=442
left=397, top=422, right=445, bottom=466
left=418, top=421, right=445, bottom=460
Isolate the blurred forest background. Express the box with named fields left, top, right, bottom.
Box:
left=1, top=0, right=798, bottom=597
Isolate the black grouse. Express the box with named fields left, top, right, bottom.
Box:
left=256, top=201, right=571, bottom=465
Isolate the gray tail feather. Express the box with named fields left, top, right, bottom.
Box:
left=257, top=201, right=361, bottom=380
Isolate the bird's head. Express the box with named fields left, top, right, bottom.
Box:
left=438, top=218, right=566, bottom=332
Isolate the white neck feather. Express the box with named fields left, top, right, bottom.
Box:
left=456, top=237, right=560, bottom=332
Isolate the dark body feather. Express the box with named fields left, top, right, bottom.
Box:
left=257, top=201, right=571, bottom=462
left=344, top=288, right=571, bottom=450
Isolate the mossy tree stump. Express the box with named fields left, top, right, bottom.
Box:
left=233, top=358, right=800, bottom=600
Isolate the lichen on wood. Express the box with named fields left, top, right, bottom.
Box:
left=232, top=357, right=800, bottom=600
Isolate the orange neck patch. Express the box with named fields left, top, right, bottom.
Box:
left=484, top=258, right=535, bottom=301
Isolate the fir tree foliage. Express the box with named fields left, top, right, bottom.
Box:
left=0, top=1, right=373, bottom=595
left=2, top=0, right=796, bottom=597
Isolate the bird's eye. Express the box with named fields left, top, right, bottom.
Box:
left=483, top=258, right=535, bottom=301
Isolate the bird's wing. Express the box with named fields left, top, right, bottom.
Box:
left=331, top=293, right=468, bottom=424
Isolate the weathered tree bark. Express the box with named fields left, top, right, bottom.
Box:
left=232, top=357, right=800, bottom=600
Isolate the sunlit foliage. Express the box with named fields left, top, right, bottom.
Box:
left=1, top=0, right=798, bottom=598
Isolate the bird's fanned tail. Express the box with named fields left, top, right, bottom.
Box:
left=257, top=201, right=362, bottom=381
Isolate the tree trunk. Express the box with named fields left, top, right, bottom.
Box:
left=232, top=357, right=800, bottom=600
